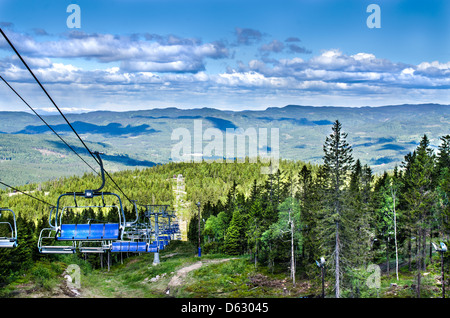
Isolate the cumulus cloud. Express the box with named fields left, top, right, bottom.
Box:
left=231, top=49, right=450, bottom=93
left=0, top=27, right=448, bottom=110
left=234, top=27, right=265, bottom=45
left=33, top=28, right=49, bottom=36
left=259, top=37, right=311, bottom=55
left=416, top=61, right=450, bottom=78
left=285, top=37, right=301, bottom=43
left=287, top=44, right=311, bottom=54
left=0, top=21, right=13, bottom=28
left=259, top=39, right=284, bottom=53
left=0, top=29, right=229, bottom=73
left=121, top=60, right=204, bottom=73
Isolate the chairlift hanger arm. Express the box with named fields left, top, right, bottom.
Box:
left=92, top=151, right=105, bottom=192
left=48, top=206, right=56, bottom=228
left=126, top=200, right=139, bottom=227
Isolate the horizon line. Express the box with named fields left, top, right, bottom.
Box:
left=2, top=102, right=449, bottom=116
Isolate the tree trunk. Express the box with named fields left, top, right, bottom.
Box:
left=417, top=229, right=422, bottom=298
left=441, top=252, right=445, bottom=298
left=335, top=222, right=340, bottom=298
left=386, top=236, right=390, bottom=277
left=429, top=230, right=433, bottom=264
left=408, top=234, right=412, bottom=272
left=422, top=229, right=427, bottom=272
left=322, top=266, right=325, bottom=298
left=393, top=193, right=399, bottom=281
left=254, top=240, right=258, bottom=268
left=417, top=270, right=421, bottom=298
left=290, top=209, right=296, bottom=286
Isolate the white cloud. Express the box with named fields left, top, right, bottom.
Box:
left=401, top=68, right=415, bottom=76
left=259, top=39, right=284, bottom=53
left=216, top=71, right=289, bottom=88
left=351, top=52, right=376, bottom=61
left=0, top=28, right=448, bottom=111
left=1, top=30, right=229, bottom=73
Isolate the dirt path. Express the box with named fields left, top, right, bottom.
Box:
left=166, top=258, right=235, bottom=294
left=172, top=175, right=188, bottom=241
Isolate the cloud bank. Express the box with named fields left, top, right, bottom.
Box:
left=0, top=26, right=448, bottom=111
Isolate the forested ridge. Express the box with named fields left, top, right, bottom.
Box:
left=0, top=120, right=449, bottom=298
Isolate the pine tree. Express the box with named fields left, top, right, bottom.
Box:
left=321, top=120, right=354, bottom=298
left=297, top=164, right=320, bottom=267
left=247, top=197, right=264, bottom=266
left=436, top=136, right=450, bottom=237
left=224, top=208, right=245, bottom=255
left=12, top=215, right=35, bottom=272
left=348, top=160, right=374, bottom=268
left=436, top=135, right=450, bottom=178
left=402, top=135, right=436, bottom=297
left=376, top=171, right=401, bottom=279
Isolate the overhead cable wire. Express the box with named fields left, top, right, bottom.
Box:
left=0, top=28, right=100, bottom=166
left=0, top=75, right=100, bottom=175
left=0, top=28, right=135, bottom=206
left=0, top=180, right=55, bottom=207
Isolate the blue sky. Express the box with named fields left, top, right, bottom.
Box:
left=0, top=0, right=448, bottom=112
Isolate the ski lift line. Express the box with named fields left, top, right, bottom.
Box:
left=103, top=169, right=135, bottom=206
left=0, top=28, right=99, bottom=166
left=0, top=75, right=100, bottom=176
left=0, top=28, right=135, bottom=207
left=0, top=180, right=54, bottom=207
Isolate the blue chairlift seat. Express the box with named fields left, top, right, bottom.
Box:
left=112, top=241, right=147, bottom=253
left=57, top=223, right=120, bottom=241
left=159, top=235, right=170, bottom=246
left=0, top=237, right=17, bottom=248
left=146, top=241, right=165, bottom=252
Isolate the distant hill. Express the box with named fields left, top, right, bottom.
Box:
left=0, top=103, right=449, bottom=186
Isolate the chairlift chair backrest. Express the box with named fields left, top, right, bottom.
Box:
left=0, top=208, right=18, bottom=248
left=54, top=195, right=125, bottom=241
left=53, top=152, right=126, bottom=242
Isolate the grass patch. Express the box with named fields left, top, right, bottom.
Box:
left=177, top=257, right=293, bottom=298
left=2, top=260, right=67, bottom=297
left=2, top=241, right=447, bottom=298
left=80, top=242, right=201, bottom=298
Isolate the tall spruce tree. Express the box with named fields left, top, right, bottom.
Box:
left=224, top=206, right=246, bottom=255
left=348, top=160, right=374, bottom=268
left=297, top=165, right=315, bottom=265
left=402, top=135, right=436, bottom=297
left=322, top=120, right=354, bottom=298
left=436, top=136, right=450, bottom=237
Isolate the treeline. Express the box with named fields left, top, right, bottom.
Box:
left=0, top=120, right=449, bottom=298
left=187, top=121, right=450, bottom=298
left=0, top=154, right=284, bottom=285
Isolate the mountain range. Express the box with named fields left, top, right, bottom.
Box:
left=0, top=103, right=449, bottom=186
